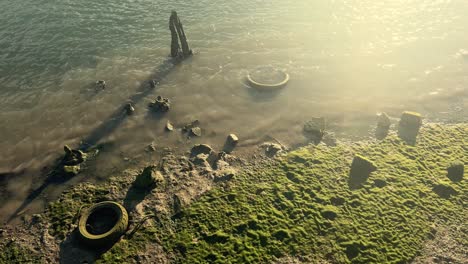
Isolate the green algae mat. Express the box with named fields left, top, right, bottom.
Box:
left=6, top=124, right=465, bottom=263
left=157, top=124, right=466, bottom=263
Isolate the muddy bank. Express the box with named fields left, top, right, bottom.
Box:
left=0, top=121, right=466, bottom=263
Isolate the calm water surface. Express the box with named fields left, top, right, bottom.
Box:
left=0, top=0, right=467, bottom=222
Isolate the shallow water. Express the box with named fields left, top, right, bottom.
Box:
left=0, top=0, right=467, bottom=223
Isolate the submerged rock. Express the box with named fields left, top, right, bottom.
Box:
left=398, top=111, right=422, bottom=144
left=304, top=117, right=325, bottom=143
left=182, top=120, right=200, bottom=132
left=95, top=80, right=106, bottom=89
left=63, top=145, right=86, bottom=166
left=447, top=161, right=464, bottom=182
left=149, top=96, right=170, bottom=112
left=125, top=103, right=135, bottom=115
left=149, top=80, right=157, bottom=88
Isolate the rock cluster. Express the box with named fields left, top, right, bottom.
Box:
left=149, top=96, right=170, bottom=112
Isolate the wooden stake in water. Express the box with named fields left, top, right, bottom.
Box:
left=169, top=11, right=192, bottom=58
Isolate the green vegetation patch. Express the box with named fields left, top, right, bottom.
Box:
left=161, top=124, right=467, bottom=263
left=0, top=241, right=42, bottom=263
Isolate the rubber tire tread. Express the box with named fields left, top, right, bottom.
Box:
left=78, top=201, right=128, bottom=247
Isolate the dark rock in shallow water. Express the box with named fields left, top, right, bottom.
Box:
left=447, top=161, right=464, bottom=182
left=149, top=96, right=170, bottom=112
left=149, top=80, right=157, bottom=88
left=349, top=155, right=377, bottom=188
left=376, top=112, right=391, bottom=139
left=304, top=117, right=325, bottom=144
left=182, top=120, right=200, bottom=132
left=95, top=80, right=106, bottom=89
left=125, top=103, right=135, bottom=115
left=398, top=111, right=422, bottom=144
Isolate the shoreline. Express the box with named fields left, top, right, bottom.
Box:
left=0, top=121, right=466, bottom=263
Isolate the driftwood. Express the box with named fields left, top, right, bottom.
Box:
left=169, top=11, right=192, bottom=58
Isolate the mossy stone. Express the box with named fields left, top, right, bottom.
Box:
left=447, top=160, right=464, bottom=182
left=398, top=111, right=423, bottom=144
left=349, top=155, right=377, bottom=187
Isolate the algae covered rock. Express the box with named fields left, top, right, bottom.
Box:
left=303, top=117, right=325, bottom=144
left=349, top=155, right=377, bottom=187
left=134, top=166, right=164, bottom=189
left=398, top=111, right=422, bottom=144
left=447, top=160, right=464, bottom=182
left=376, top=112, right=391, bottom=139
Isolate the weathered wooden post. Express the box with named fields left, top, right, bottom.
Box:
left=169, top=11, right=192, bottom=59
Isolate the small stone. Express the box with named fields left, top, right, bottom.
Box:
left=190, top=127, right=202, bottom=137
left=95, top=80, right=106, bottom=89
left=224, top=134, right=239, bottom=153
left=166, top=121, right=174, bottom=131
left=182, top=120, right=200, bottom=132
left=447, top=160, right=464, bottom=182
left=173, top=194, right=182, bottom=214
left=191, top=144, right=213, bottom=156
left=149, top=96, right=170, bottom=112
left=125, top=103, right=135, bottom=115
left=149, top=80, right=157, bottom=88
left=63, top=165, right=80, bottom=176
left=147, top=143, right=156, bottom=152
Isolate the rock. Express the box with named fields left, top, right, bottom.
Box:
left=264, top=143, right=284, bottom=157
left=192, top=154, right=211, bottom=169
left=149, top=80, right=157, bottom=88
left=304, top=117, right=325, bottom=143
left=149, top=96, right=170, bottom=112
left=398, top=111, right=422, bottom=144
left=166, top=121, right=174, bottom=131
left=191, top=144, right=213, bottom=156
left=134, top=166, right=163, bottom=189
left=62, top=145, right=86, bottom=166
left=376, top=113, right=391, bottom=139
left=173, top=194, right=182, bottom=214
left=147, top=143, right=156, bottom=152
left=182, top=120, right=200, bottom=132
left=63, top=165, right=80, bottom=176
left=215, top=159, right=230, bottom=170
left=447, top=161, right=464, bottom=182
left=190, top=127, right=202, bottom=137
left=322, top=132, right=337, bottom=147
left=223, top=134, right=239, bottom=153
left=125, top=103, right=135, bottom=115
left=214, top=168, right=236, bottom=182
left=95, top=80, right=106, bottom=89
left=349, top=155, right=377, bottom=187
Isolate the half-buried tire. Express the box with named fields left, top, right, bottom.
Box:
left=78, top=201, right=128, bottom=247
left=246, top=66, right=290, bottom=91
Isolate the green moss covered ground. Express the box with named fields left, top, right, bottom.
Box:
left=7, top=124, right=465, bottom=263
left=158, top=124, right=466, bottom=263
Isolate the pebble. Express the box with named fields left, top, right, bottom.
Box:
left=166, top=121, right=174, bottom=131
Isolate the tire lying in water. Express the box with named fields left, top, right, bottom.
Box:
left=246, top=66, right=290, bottom=91
left=78, top=201, right=128, bottom=247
